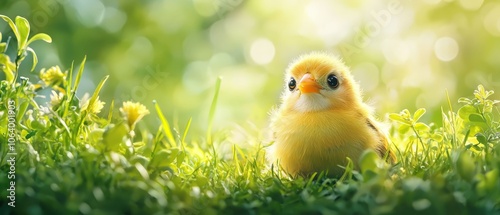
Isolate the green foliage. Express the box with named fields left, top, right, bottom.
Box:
left=458, top=85, right=500, bottom=148
left=0, top=15, right=51, bottom=81
left=1, top=15, right=500, bottom=215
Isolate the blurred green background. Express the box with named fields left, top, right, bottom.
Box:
left=1, top=0, right=499, bottom=137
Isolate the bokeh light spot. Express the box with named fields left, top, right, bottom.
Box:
left=100, top=7, right=127, bottom=33
left=483, top=4, right=500, bottom=36
left=434, top=37, right=459, bottom=62
left=459, top=0, right=483, bottom=11
left=306, top=0, right=351, bottom=46
left=183, top=33, right=213, bottom=61
left=209, top=53, right=235, bottom=71
left=250, top=38, right=275, bottom=65
left=73, top=0, right=105, bottom=27
left=182, top=61, right=214, bottom=94
left=193, top=0, right=217, bottom=17
left=382, top=39, right=410, bottom=65
left=148, top=1, right=187, bottom=34
left=423, top=0, right=441, bottom=5
left=127, top=37, right=153, bottom=60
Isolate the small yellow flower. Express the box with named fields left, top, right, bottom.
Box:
left=50, top=90, right=64, bottom=107
left=40, top=66, right=66, bottom=87
left=81, top=95, right=105, bottom=114
left=120, top=101, right=150, bottom=130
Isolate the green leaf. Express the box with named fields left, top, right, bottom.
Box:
left=154, top=101, right=176, bottom=146
left=26, top=47, right=38, bottom=72
left=456, top=151, right=475, bottom=182
left=413, top=108, right=426, bottom=122
left=477, top=169, right=499, bottom=196
left=134, top=163, right=150, bottom=180
left=176, top=151, right=186, bottom=167
left=207, top=77, right=222, bottom=145
left=64, top=57, right=85, bottom=118
left=402, top=109, right=411, bottom=118
left=181, top=117, right=192, bottom=148
left=89, top=128, right=104, bottom=143
left=458, top=97, right=472, bottom=104
left=483, top=102, right=493, bottom=114
left=431, top=134, right=444, bottom=142
left=389, top=113, right=410, bottom=125
left=414, top=122, right=430, bottom=132
left=338, top=157, right=354, bottom=182
left=27, top=33, right=52, bottom=46
left=149, top=149, right=177, bottom=168
left=25, top=130, right=37, bottom=139
left=15, top=16, right=30, bottom=52
left=130, top=155, right=149, bottom=166
left=458, top=105, right=476, bottom=121
left=72, top=56, right=86, bottom=94
left=102, top=122, right=128, bottom=151
left=87, top=75, right=109, bottom=113
left=66, top=61, right=75, bottom=96
left=16, top=100, right=29, bottom=123
left=469, top=113, right=484, bottom=123
left=484, top=169, right=498, bottom=188
left=0, top=43, right=6, bottom=53
left=0, top=15, right=20, bottom=46
left=359, top=149, right=380, bottom=176
left=232, top=144, right=241, bottom=175
left=107, top=100, right=114, bottom=123
left=476, top=133, right=488, bottom=145
left=398, top=124, right=411, bottom=134
left=0, top=54, right=15, bottom=83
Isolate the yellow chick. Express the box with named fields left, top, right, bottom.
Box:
left=268, top=52, right=395, bottom=177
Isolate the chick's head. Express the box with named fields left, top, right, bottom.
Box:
left=280, top=52, right=363, bottom=113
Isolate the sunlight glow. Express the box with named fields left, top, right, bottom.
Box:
left=305, top=0, right=352, bottom=46
left=434, top=37, right=459, bottom=62
left=458, top=0, right=483, bottom=11
left=483, top=4, right=500, bottom=36
left=193, top=0, right=216, bottom=17
left=100, top=7, right=127, bottom=33
left=382, top=39, right=410, bottom=65
left=250, top=38, right=275, bottom=65
left=72, top=0, right=105, bottom=27
left=182, top=61, right=214, bottom=93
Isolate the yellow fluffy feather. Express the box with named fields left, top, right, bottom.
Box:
left=268, top=52, right=395, bottom=177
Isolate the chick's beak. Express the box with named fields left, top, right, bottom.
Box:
left=298, top=73, right=321, bottom=94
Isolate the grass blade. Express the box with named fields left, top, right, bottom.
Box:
left=87, top=75, right=108, bottom=111
left=181, top=117, right=192, bottom=150
left=233, top=144, right=242, bottom=175
left=63, top=57, right=85, bottom=118
left=72, top=55, right=86, bottom=94
left=107, top=100, right=114, bottom=123
left=207, top=77, right=222, bottom=145
left=154, top=100, right=176, bottom=146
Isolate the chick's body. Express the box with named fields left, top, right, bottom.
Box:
left=269, top=52, right=394, bottom=177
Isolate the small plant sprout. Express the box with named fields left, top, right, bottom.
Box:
left=0, top=15, right=52, bottom=83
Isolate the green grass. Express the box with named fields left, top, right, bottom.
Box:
left=2, top=15, right=500, bottom=215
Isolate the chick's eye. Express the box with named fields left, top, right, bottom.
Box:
left=288, top=78, right=296, bottom=91
left=327, top=74, right=339, bottom=89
